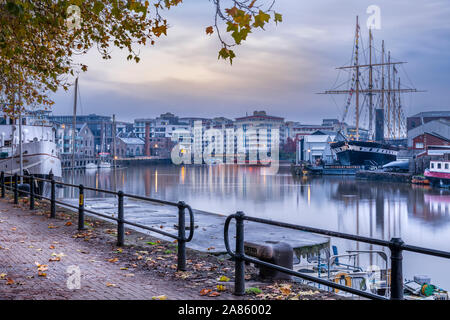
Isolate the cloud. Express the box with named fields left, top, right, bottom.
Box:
left=50, top=0, right=450, bottom=125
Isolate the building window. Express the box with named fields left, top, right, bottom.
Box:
left=415, top=142, right=424, bottom=149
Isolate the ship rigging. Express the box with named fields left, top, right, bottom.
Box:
left=319, top=16, right=424, bottom=166
left=320, top=16, right=424, bottom=142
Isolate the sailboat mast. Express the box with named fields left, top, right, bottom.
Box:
left=392, top=63, right=397, bottom=139
left=18, top=91, right=23, bottom=183
left=398, top=78, right=402, bottom=138
left=368, top=29, right=374, bottom=138
left=381, top=40, right=385, bottom=111
left=355, top=16, right=360, bottom=141
left=113, top=114, right=117, bottom=167
left=72, top=77, right=78, bottom=172
left=387, top=52, right=391, bottom=138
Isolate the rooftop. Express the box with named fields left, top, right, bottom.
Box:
left=410, top=111, right=450, bottom=118
left=118, top=137, right=145, bottom=145
left=235, top=110, right=284, bottom=122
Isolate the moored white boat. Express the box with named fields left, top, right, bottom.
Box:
left=85, top=162, right=97, bottom=170
left=0, top=113, right=62, bottom=179
left=98, top=161, right=111, bottom=169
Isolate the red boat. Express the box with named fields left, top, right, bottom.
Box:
left=424, top=160, right=450, bottom=188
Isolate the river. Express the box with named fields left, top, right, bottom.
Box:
left=60, top=163, right=450, bottom=289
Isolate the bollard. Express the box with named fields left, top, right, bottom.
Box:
left=13, top=174, right=18, bottom=204
left=29, top=175, right=35, bottom=210
left=244, top=241, right=293, bottom=281
left=50, top=174, right=56, bottom=219
left=117, top=191, right=124, bottom=246
left=177, top=201, right=187, bottom=271
left=78, top=184, right=85, bottom=230
left=389, top=237, right=404, bottom=300
left=234, top=211, right=246, bottom=296
left=1, top=171, right=4, bottom=198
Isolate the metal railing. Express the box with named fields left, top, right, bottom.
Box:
left=224, top=212, right=450, bottom=300
left=0, top=171, right=194, bottom=271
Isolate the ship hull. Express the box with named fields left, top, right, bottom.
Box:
left=0, top=141, right=62, bottom=178
left=331, top=141, right=398, bottom=166
left=425, top=170, right=450, bottom=188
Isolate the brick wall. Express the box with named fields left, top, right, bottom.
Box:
left=412, top=133, right=450, bottom=150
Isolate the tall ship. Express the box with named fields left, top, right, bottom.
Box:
left=321, top=17, right=422, bottom=166
left=0, top=110, right=62, bottom=180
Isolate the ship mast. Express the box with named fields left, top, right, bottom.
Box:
left=355, top=16, right=360, bottom=141
left=320, top=17, right=424, bottom=141
left=381, top=40, right=385, bottom=112
left=392, top=60, right=397, bottom=139
left=387, top=51, right=391, bottom=138
left=71, top=76, right=78, bottom=190
left=398, top=78, right=402, bottom=138
left=368, top=29, right=373, bottom=138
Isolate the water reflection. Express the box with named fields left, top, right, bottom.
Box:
left=61, top=164, right=450, bottom=287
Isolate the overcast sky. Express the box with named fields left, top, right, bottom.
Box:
left=49, top=0, right=450, bottom=125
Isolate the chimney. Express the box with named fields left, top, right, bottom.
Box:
left=144, top=122, right=150, bottom=156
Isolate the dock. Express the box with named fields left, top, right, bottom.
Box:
left=291, top=164, right=366, bottom=176
left=63, top=197, right=330, bottom=257
left=356, top=170, right=412, bottom=183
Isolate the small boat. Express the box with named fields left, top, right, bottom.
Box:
left=296, top=247, right=448, bottom=300
left=411, top=175, right=430, bottom=185
left=424, top=160, right=450, bottom=188
left=205, top=159, right=221, bottom=165
left=98, top=161, right=111, bottom=169
left=404, top=276, right=448, bottom=300
left=85, top=163, right=97, bottom=170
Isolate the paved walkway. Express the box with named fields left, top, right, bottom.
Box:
left=0, top=198, right=238, bottom=300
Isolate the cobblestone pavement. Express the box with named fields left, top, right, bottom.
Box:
left=0, top=198, right=242, bottom=300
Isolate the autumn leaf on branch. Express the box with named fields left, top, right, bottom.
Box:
left=210, top=0, right=282, bottom=64
left=0, top=0, right=281, bottom=112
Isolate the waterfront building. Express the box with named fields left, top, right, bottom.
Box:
left=149, top=137, right=175, bottom=158
left=407, top=119, right=450, bottom=150
left=292, top=119, right=343, bottom=141
left=211, top=117, right=233, bottom=127
left=179, top=117, right=212, bottom=127
left=49, top=114, right=113, bottom=155
left=234, top=111, right=285, bottom=158
left=154, top=113, right=190, bottom=139
left=116, top=121, right=134, bottom=135
left=55, top=123, right=95, bottom=168
left=297, top=130, right=344, bottom=164
left=293, top=124, right=332, bottom=141
left=116, top=136, right=145, bottom=158
left=134, top=113, right=190, bottom=157
left=407, top=111, right=450, bottom=131
left=134, top=118, right=154, bottom=140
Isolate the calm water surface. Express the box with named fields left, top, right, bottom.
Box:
left=61, top=164, right=450, bottom=288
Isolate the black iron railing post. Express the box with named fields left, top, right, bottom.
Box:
left=13, top=173, right=18, bottom=204
left=1, top=171, right=4, bottom=198
left=117, top=191, right=124, bottom=246
left=389, top=237, right=404, bottom=300
left=29, top=175, right=35, bottom=210
left=78, top=184, right=85, bottom=230
left=50, top=174, right=56, bottom=218
left=234, top=211, right=246, bottom=296
left=177, top=201, right=187, bottom=271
